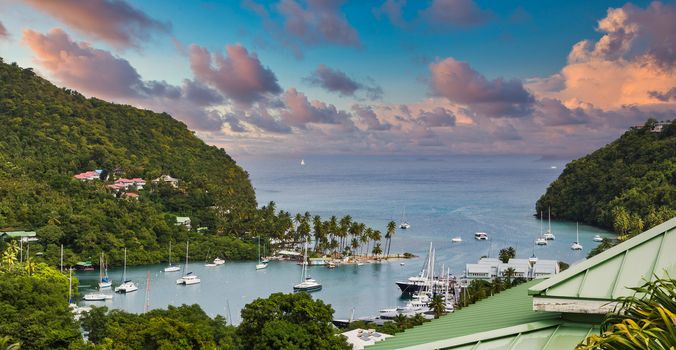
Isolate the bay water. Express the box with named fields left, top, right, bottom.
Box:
left=76, top=155, right=612, bottom=323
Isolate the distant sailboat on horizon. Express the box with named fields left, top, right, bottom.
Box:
left=400, top=207, right=410, bottom=229
left=300, top=159, right=305, bottom=166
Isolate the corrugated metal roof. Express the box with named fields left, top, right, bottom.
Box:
left=529, top=217, right=676, bottom=300
left=396, top=321, right=597, bottom=350
left=367, top=280, right=561, bottom=350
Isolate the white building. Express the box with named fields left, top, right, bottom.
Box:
left=465, top=257, right=559, bottom=280
left=341, top=329, right=392, bottom=350
left=175, top=216, right=191, bottom=229
left=153, top=175, right=180, bottom=188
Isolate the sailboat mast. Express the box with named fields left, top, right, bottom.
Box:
left=168, top=241, right=172, bottom=266
left=185, top=241, right=189, bottom=274
left=68, top=268, right=72, bottom=304
left=540, top=211, right=543, bottom=236
left=123, top=248, right=127, bottom=281
left=576, top=222, right=579, bottom=241
left=257, top=236, right=261, bottom=263
left=99, top=253, right=104, bottom=281
left=60, top=244, right=63, bottom=272
left=548, top=207, right=551, bottom=233
left=144, top=271, right=151, bottom=313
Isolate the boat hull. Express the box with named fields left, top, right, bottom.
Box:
left=293, top=285, right=322, bottom=293
left=164, top=266, right=180, bottom=272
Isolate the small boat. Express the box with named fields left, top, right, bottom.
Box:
left=83, top=293, right=113, bottom=301
left=301, top=159, right=305, bottom=166
left=164, top=241, right=180, bottom=272
left=543, top=207, right=556, bottom=240
left=571, top=222, right=583, bottom=250
left=592, top=234, right=603, bottom=242
left=535, top=211, right=548, bottom=245
left=205, top=262, right=217, bottom=267
left=255, top=236, right=268, bottom=270
left=356, top=262, right=365, bottom=266
left=400, top=208, right=410, bottom=229
left=327, top=262, right=336, bottom=269
left=177, top=241, right=201, bottom=285
left=98, top=253, right=112, bottom=289
left=451, top=237, right=462, bottom=243
left=400, top=262, right=405, bottom=266
left=115, top=248, right=138, bottom=293
left=213, top=257, right=225, bottom=265
left=176, top=272, right=201, bottom=285
left=474, top=232, right=488, bottom=240
left=294, top=239, right=322, bottom=292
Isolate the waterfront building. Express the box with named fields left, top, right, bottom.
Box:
left=465, top=257, right=559, bottom=281
left=368, top=217, right=675, bottom=349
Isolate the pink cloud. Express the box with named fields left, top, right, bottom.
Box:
left=416, top=107, right=456, bottom=127
left=277, top=0, right=360, bottom=47
left=280, top=88, right=353, bottom=127
left=189, top=44, right=281, bottom=106
left=0, top=21, right=8, bottom=39
left=429, top=58, right=534, bottom=118
left=352, top=104, right=391, bottom=130
left=24, top=0, right=170, bottom=49
left=421, top=0, right=493, bottom=27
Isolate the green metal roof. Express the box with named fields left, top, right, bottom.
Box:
left=0, top=231, right=36, bottom=237
left=529, top=217, right=676, bottom=300
left=367, top=280, right=561, bottom=350
left=395, top=321, right=598, bottom=350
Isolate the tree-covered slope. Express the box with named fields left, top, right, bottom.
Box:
left=536, top=119, right=676, bottom=235
left=0, top=58, right=259, bottom=265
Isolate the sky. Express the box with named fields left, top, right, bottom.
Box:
left=0, top=0, right=674, bottom=159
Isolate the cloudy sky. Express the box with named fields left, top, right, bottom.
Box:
left=0, top=0, right=674, bottom=158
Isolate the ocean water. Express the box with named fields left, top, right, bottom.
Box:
left=76, top=155, right=612, bottom=323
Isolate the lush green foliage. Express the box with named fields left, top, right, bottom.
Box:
left=81, top=305, right=237, bottom=349
left=0, top=58, right=266, bottom=266
left=498, top=246, right=516, bottom=263
left=577, top=276, right=676, bottom=350
left=237, top=292, right=350, bottom=350
left=536, top=119, right=675, bottom=236
left=0, top=244, right=82, bottom=350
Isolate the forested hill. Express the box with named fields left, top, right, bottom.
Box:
left=0, top=58, right=259, bottom=265
left=536, top=119, right=675, bottom=236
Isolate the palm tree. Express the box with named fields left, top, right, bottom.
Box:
left=428, top=294, right=446, bottom=318
left=350, top=238, right=359, bottom=256
left=372, top=243, right=383, bottom=259
left=503, top=267, right=516, bottom=285
left=0, top=336, right=20, bottom=350
left=1, top=241, right=19, bottom=271
left=386, top=221, right=396, bottom=257
left=394, top=314, right=408, bottom=330
left=363, top=228, right=373, bottom=257
left=312, top=215, right=323, bottom=251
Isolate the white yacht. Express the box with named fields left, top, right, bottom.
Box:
left=474, top=232, right=488, bottom=240
left=294, top=240, right=322, bottom=292
left=164, top=241, right=180, bottom=272
left=451, top=237, right=462, bottom=243
left=255, top=236, right=268, bottom=270
left=98, top=253, right=112, bottom=288
left=83, top=293, right=113, bottom=301
left=592, top=234, right=603, bottom=242
left=177, top=241, right=201, bottom=285
left=400, top=208, right=410, bottom=229
left=535, top=211, right=548, bottom=245
left=301, top=159, right=305, bottom=166
left=213, top=257, right=225, bottom=265
left=543, top=207, right=556, bottom=240
left=571, top=222, right=583, bottom=250
left=115, top=248, right=138, bottom=293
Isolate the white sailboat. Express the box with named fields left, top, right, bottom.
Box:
left=535, top=211, right=548, bottom=246
left=592, top=234, right=603, bottom=242
left=98, top=253, right=112, bottom=288
left=294, top=239, right=322, bottom=292
left=543, top=207, right=556, bottom=240
left=300, top=159, right=305, bottom=166
left=571, top=222, right=583, bottom=250
left=204, top=249, right=217, bottom=267
left=399, top=208, right=410, bottom=229
left=255, top=236, right=268, bottom=270
left=164, top=241, right=180, bottom=272
left=213, top=257, right=225, bottom=265
left=177, top=241, right=201, bottom=285
left=451, top=236, right=462, bottom=243
left=115, top=248, right=139, bottom=293
left=83, top=292, right=113, bottom=301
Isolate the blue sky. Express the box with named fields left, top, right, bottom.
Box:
left=0, top=0, right=673, bottom=157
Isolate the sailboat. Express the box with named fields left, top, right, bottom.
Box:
left=204, top=249, right=217, bottom=267
left=592, top=234, right=603, bottom=242
left=261, top=243, right=270, bottom=264
left=535, top=211, right=548, bottom=246
left=213, top=257, right=225, bottom=265
left=571, top=222, right=583, bottom=250
left=115, top=248, right=139, bottom=293
left=177, top=241, right=200, bottom=285
left=543, top=207, right=556, bottom=240
left=293, top=239, right=322, bottom=292
left=399, top=208, right=410, bottom=229
left=300, top=159, right=305, bottom=166
left=164, top=241, right=180, bottom=272
left=98, top=253, right=112, bottom=288
left=255, top=236, right=268, bottom=270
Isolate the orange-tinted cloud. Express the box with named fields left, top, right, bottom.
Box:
left=0, top=21, right=8, bottom=39
left=24, top=0, right=170, bottom=49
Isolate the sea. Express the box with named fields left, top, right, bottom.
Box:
left=76, top=155, right=612, bottom=324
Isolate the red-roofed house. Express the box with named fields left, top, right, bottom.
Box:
left=123, top=192, right=140, bottom=200
left=74, top=170, right=101, bottom=181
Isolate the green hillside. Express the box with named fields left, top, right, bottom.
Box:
left=0, top=58, right=261, bottom=265
left=536, top=119, right=676, bottom=236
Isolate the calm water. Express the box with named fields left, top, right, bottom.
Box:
left=77, top=155, right=612, bottom=323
